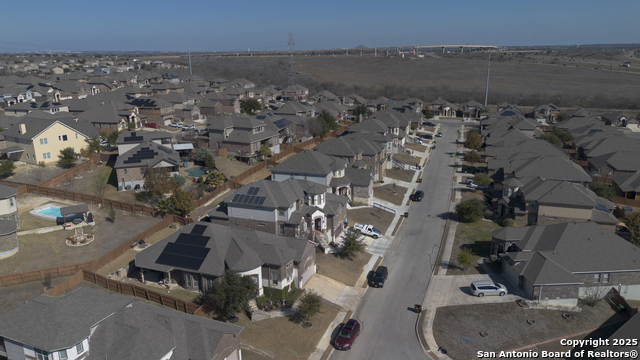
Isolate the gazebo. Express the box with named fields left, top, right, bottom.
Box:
left=60, top=204, right=91, bottom=227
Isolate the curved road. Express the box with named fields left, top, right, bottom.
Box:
left=330, top=120, right=461, bottom=360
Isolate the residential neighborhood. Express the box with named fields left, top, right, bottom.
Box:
left=0, top=46, right=640, bottom=360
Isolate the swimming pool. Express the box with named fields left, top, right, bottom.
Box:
left=186, top=167, right=206, bottom=177
left=31, top=204, right=81, bottom=221
left=37, top=207, right=64, bottom=217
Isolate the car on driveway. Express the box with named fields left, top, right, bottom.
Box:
left=470, top=281, right=507, bottom=297
left=182, top=124, right=196, bottom=131
left=353, top=223, right=382, bottom=239
left=411, top=190, right=424, bottom=201
left=421, top=134, right=433, bottom=140
left=169, top=122, right=182, bottom=128
left=335, top=319, right=361, bottom=350
left=144, top=123, right=159, bottom=128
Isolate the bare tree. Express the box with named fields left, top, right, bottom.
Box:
left=581, top=286, right=609, bottom=307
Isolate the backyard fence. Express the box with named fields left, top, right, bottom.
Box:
left=82, top=270, right=202, bottom=315
left=590, top=176, right=614, bottom=185
left=40, top=156, right=101, bottom=188
left=0, top=261, right=93, bottom=287
left=612, top=197, right=640, bottom=207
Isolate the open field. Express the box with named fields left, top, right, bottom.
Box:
left=180, top=51, right=640, bottom=110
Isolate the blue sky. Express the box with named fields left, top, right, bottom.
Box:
left=1, top=0, right=638, bottom=52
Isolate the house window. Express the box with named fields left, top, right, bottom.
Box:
left=207, top=278, right=213, bottom=290
left=58, top=135, right=68, bottom=141
left=192, top=276, right=198, bottom=288
left=279, top=224, right=285, bottom=235
left=39, top=138, right=48, bottom=145
left=530, top=201, right=536, bottom=208
left=186, top=275, right=191, bottom=287
left=272, top=272, right=278, bottom=285
left=75, top=133, right=78, bottom=139
left=26, top=153, right=29, bottom=160
left=124, top=169, right=127, bottom=174
left=35, top=348, right=49, bottom=360
left=59, top=350, right=68, bottom=359
left=42, top=152, right=51, bottom=160
left=9, top=197, right=14, bottom=207
left=593, top=274, right=601, bottom=283
left=602, top=273, right=610, bottom=283
left=76, top=342, right=84, bottom=353
left=278, top=210, right=285, bottom=217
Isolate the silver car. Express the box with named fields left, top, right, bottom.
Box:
left=470, top=281, right=507, bottom=297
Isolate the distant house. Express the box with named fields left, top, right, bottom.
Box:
left=136, top=221, right=316, bottom=295
left=127, top=96, right=175, bottom=125
left=531, top=103, right=560, bottom=122
left=428, top=98, right=457, bottom=118
left=0, top=287, right=243, bottom=360
left=206, top=114, right=279, bottom=156
left=491, top=222, right=640, bottom=307
left=600, top=111, right=628, bottom=127
left=115, top=130, right=174, bottom=154
left=282, top=84, right=309, bottom=101
left=77, top=101, right=141, bottom=133
left=459, top=100, right=489, bottom=119
left=113, top=140, right=180, bottom=190
left=273, top=100, right=316, bottom=118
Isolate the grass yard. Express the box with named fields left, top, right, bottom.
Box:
left=405, top=143, right=428, bottom=152
left=447, top=219, right=501, bottom=275
left=393, top=154, right=422, bottom=167
left=18, top=212, right=57, bottom=232
left=385, top=168, right=415, bottom=182
left=235, top=305, right=340, bottom=360
left=422, top=126, right=436, bottom=133
left=373, top=183, right=408, bottom=205
left=315, top=248, right=372, bottom=287
left=346, top=207, right=394, bottom=234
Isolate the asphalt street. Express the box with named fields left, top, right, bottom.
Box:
left=330, top=120, right=461, bottom=360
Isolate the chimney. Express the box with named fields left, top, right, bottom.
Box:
left=19, top=123, right=26, bottom=134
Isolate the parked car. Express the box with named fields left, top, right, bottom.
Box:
left=169, top=122, right=181, bottom=128
left=182, top=124, right=195, bottom=131
left=353, top=223, right=382, bottom=239
left=436, top=132, right=443, bottom=137
left=335, top=319, right=361, bottom=350
left=411, top=190, right=424, bottom=202
left=144, top=123, right=159, bottom=128
left=464, top=167, right=484, bottom=174
left=470, top=281, right=507, bottom=297
left=369, top=265, right=388, bottom=288
left=414, top=137, right=423, bottom=144
left=421, top=134, right=433, bottom=140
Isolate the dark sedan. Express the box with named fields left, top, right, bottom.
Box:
left=411, top=190, right=424, bottom=202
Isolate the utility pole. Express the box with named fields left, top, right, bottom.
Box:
left=288, top=33, right=295, bottom=86
left=484, top=54, right=491, bottom=107
left=188, top=45, right=192, bottom=75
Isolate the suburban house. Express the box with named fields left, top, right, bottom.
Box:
left=206, top=114, right=279, bottom=156
left=270, top=150, right=351, bottom=196
left=77, top=101, right=141, bottom=133
left=3, top=101, right=69, bottom=117
left=0, top=287, right=243, bottom=360
left=115, top=130, right=174, bottom=154
left=613, top=174, right=640, bottom=200
left=127, top=96, right=175, bottom=125
left=199, top=95, right=241, bottom=117
left=597, top=111, right=628, bottom=127
left=0, top=184, right=18, bottom=260
left=273, top=100, right=316, bottom=118
left=282, top=84, right=309, bottom=101
left=490, top=222, right=640, bottom=307
left=113, top=140, right=180, bottom=190
left=494, top=176, right=617, bottom=229
left=530, top=103, right=560, bottom=123
left=459, top=100, right=489, bottom=119
left=428, top=98, right=457, bottom=118
left=1, top=113, right=99, bottom=164
left=135, top=221, right=316, bottom=296
left=208, top=178, right=349, bottom=245
left=314, top=133, right=384, bottom=184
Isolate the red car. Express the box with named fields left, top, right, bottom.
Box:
left=335, top=319, right=361, bottom=350
left=145, top=123, right=159, bottom=128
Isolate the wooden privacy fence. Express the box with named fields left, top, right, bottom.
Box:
left=0, top=214, right=193, bottom=288
left=82, top=270, right=202, bottom=314
left=0, top=261, right=93, bottom=287
left=590, top=176, right=614, bottom=185
left=41, top=156, right=101, bottom=188
left=612, top=197, right=640, bottom=207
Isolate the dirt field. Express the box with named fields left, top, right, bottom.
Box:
left=373, top=184, right=408, bottom=205
left=393, top=154, right=422, bottom=167
left=405, top=143, right=428, bottom=152
left=235, top=304, right=340, bottom=360
left=0, top=196, right=162, bottom=275
left=52, top=162, right=140, bottom=204
left=315, top=248, right=372, bottom=287
left=433, top=301, right=627, bottom=360
left=346, top=208, right=394, bottom=234
left=385, top=168, right=415, bottom=182
left=3, top=160, right=87, bottom=185
left=215, top=155, right=253, bottom=179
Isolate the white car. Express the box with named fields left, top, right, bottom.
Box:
left=182, top=124, right=196, bottom=131
left=169, top=122, right=181, bottom=128
left=353, top=223, right=382, bottom=239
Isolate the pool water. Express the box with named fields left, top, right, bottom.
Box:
left=186, top=167, right=206, bottom=177
left=37, top=207, right=63, bottom=217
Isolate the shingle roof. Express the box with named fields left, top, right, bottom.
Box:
left=0, top=184, right=17, bottom=199
left=113, top=140, right=179, bottom=169
left=271, top=150, right=347, bottom=177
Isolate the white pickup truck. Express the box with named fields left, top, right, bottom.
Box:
left=353, top=223, right=382, bottom=239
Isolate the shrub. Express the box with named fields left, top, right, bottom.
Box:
left=589, top=182, right=616, bottom=200
left=173, top=174, right=186, bottom=186
left=457, top=248, right=473, bottom=270
left=500, top=218, right=516, bottom=227
left=456, top=199, right=484, bottom=223
left=474, top=173, right=492, bottom=186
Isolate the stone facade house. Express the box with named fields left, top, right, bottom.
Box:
left=206, top=114, right=279, bottom=155
left=113, top=140, right=180, bottom=190
left=135, top=222, right=316, bottom=296
left=491, top=222, right=640, bottom=307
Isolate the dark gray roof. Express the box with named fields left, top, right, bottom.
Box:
left=0, top=184, right=17, bottom=199
left=613, top=174, right=640, bottom=192
left=520, top=178, right=596, bottom=207
left=60, top=204, right=89, bottom=216
left=114, top=141, right=179, bottom=170
left=135, top=222, right=311, bottom=276
left=88, top=301, right=242, bottom=360
left=503, top=222, right=640, bottom=285
left=2, top=113, right=99, bottom=141
left=271, top=150, right=347, bottom=177
left=0, top=287, right=133, bottom=351
left=0, top=219, right=17, bottom=235
left=116, top=130, right=173, bottom=145
left=345, top=167, right=373, bottom=187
